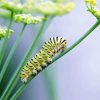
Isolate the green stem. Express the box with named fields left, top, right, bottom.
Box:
left=52, top=21, right=100, bottom=63
left=0, top=24, right=26, bottom=83
left=10, top=21, right=100, bottom=100
left=43, top=71, right=58, bottom=100
left=0, top=11, right=13, bottom=65
left=1, top=16, right=53, bottom=100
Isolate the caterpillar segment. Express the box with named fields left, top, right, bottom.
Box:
left=30, top=58, right=42, bottom=71
left=42, top=46, right=54, bottom=57
left=44, top=41, right=55, bottom=53
left=39, top=50, right=52, bottom=63
left=26, top=61, right=37, bottom=74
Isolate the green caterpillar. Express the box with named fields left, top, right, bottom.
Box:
left=20, top=37, right=67, bottom=83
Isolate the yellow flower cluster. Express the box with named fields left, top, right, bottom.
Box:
left=85, top=0, right=96, bottom=6
left=85, top=0, right=100, bottom=19
left=0, top=0, right=23, bottom=13
left=23, top=0, right=35, bottom=13
left=35, top=1, right=74, bottom=16
left=0, top=26, right=13, bottom=39
left=0, top=0, right=74, bottom=16
left=14, top=14, right=46, bottom=24
left=64, top=3, right=75, bottom=13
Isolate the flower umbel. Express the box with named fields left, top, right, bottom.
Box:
left=0, top=0, right=24, bottom=13
left=14, top=14, right=46, bottom=24
left=35, top=1, right=74, bottom=16
left=0, top=26, right=14, bottom=39
left=85, top=0, right=100, bottom=20
left=0, top=0, right=74, bottom=16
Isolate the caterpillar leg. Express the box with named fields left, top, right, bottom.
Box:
left=21, top=76, right=28, bottom=83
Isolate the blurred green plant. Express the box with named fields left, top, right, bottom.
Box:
left=0, top=11, right=13, bottom=66
left=0, top=14, right=45, bottom=83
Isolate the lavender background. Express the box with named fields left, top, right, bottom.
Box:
left=0, top=0, right=100, bottom=100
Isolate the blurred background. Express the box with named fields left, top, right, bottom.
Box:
left=0, top=0, right=100, bottom=100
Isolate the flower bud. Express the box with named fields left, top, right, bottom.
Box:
left=0, top=26, right=13, bottom=39
left=84, top=0, right=100, bottom=20
left=14, top=14, right=46, bottom=24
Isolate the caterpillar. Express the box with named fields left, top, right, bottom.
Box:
left=20, top=37, right=67, bottom=83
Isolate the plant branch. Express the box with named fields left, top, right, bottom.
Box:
left=1, top=16, right=53, bottom=100
left=42, top=71, right=58, bottom=100
left=10, top=21, right=100, bottom=100
left=0, top=24, right=26, bottom=83
left=52, top=21, right=100, bottom=63
left=0, top=11, right=13, bottom=65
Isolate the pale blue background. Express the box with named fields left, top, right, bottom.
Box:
left=0, top=0, right=100, bottom=100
